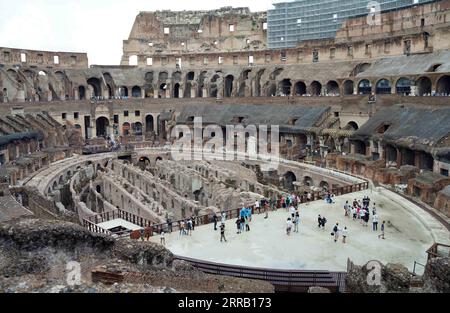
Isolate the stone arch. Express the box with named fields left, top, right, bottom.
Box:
left=436, top=75, right=450, bottom=95
left=238, top=69, right=252, bottom=97
left=132, top=122, right=143, bottom=136
left=395, top=77, right=412, bottom=95
left=78, top=86, right=86, bottom=100
left=294, top=81, right=306, bottom=96
left=96, top=116, right=109, bottom=138
left=303, top=176, right=314, bottom=187
left=185, top=71, right=195, bottom=98
left=351, top=63, right=371, bottom=77
left=103, top=72, right=116, bottom=98
left=320, top=181, right=329, bottom=191
left=343, top=80, right=354, bottom=95
left=122, top=122, right=131, bottom=136
left=376, top=78, right=391, bottom=94
left=279, top=79, right=292, bottom=96
left=131, top=86, right=141, bottom=98
left=266, top=83, right=277, bottom=97
left=416, top=76, right=432, bottom=96
left=225, top=75, right=234, bottom=97
left=144, top=72, right=154, bottom=98
left=119, top=86, right=128, bottom=97
left=358, top=79, right=372, bottom=95
left=283, top=171, right=297, bottom=191
left=87, top=77, right=102, bottom=97
left=310, top=81, right=322, bottom=96
left=326, top=80, right=340, bottom=95
left=197, top=71, right=208, bottom=97
left=345, top=121, right=359, bottom=131
left=145, top=115, right=154, bottom=133
left=173, top=83, right=181, bottom=98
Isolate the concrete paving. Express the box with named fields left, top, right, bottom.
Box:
left=151, top=189, right=450, bottom=273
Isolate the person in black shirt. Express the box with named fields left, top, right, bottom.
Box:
left=220, top=224, right=227, bottom=242
left=213, top=214, right=218, bottom=231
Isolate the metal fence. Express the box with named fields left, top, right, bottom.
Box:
left=175, top=255, right=347, bottom=293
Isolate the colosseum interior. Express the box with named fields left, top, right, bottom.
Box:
left=1, top=0, right=450, bottom=295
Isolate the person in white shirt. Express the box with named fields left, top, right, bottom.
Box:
left=342, top=227, right=348, bottom=244
left=160, top=231, right=166, bottom=246
left=221, top=212, right=226, bottom=225
left=290, top=206, right=296, bottom=218
left=286, top=218, right=293, bottom=236
left=372, top=214, right=379, bottom=231
left=359, top=209, right=366, bottom=225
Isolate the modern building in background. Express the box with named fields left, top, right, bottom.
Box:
left=268, top=0, right=439, bottom=49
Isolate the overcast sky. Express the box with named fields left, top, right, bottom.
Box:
left=0, top=0, right=276, bottom=65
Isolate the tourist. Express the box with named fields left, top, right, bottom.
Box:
left=281, top=196, right=286, bottom=210
left=221, top=212, right=227, bottom=225
left=160, top=231, right=166, bottom=246
left=306, top=192, right=312, bottom=205
left=167, top=219, right=173, bottom=233
left=270, top=196, right=277, bottom=211
left=264, top=201, right=269, bottom=219
left=372, top=203, right=377, bottom=216
left=191, top=216, right=196, bottom=231
left=220, top=224, right=227, bottom=242
left=290, top=205, right=296, bottom=218
left=321, top=216, right=328, bottom=230
left=344, top=201, right=351, bottom=217
left=318, top=215, right=323, bottom=228
left=140, top=228, right=145, bottom=242
left=286, top=218, right=293, bottom=236
left=352, top=206, right=357, bottom=221
left=255, top=199, right=261, bottom=213
left=245, top=216, right=251, bottom=232
left=363, top=209, right=370, bottom=227
left=213, top=214, right=218, bottom=231
left=378, top=221, right=386, bottom=239
left=240, top=216, right=246, bottom=233
left=187, top=219, right=193, bottom=236
left=342, top=227, right=348, bottom=244
left=332, top=223, right=340, bottom=243
left=372, top=213, right=379, bottom=231
left=179, top=221, right=185, bottom=236
left=359, top=207, right=365, bottom=224
left=294, top=212, right=300, bottom=233
left=236, top=218, right=242, bottom=234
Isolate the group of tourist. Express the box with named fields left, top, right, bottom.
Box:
left=178, top=216, right=197, bottom=236
left=327, top=196, right=386, bottom=244
left=159, top=191, right=386, bottom=246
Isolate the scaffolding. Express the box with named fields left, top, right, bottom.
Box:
left=267, top=0, right=440, bottom=49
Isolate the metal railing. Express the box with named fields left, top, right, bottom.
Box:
left=426, top=243, right=450, bottom=261
left=174, top=255, right=347, bottom=293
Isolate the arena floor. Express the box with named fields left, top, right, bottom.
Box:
left=151, top=188, right=449, bottom=274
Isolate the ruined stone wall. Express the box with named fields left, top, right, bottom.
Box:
left=122, top=7, right=267, bottom=66
left=0, top=47, right=88, bottom=69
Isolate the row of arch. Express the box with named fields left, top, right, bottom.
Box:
left=94, top=114, right=159, bottom=138
left=270, top=75, right=450, bottom=97
left=2, top=65, right=450, bottom=102
left=283, top=171, right=330, bottom=192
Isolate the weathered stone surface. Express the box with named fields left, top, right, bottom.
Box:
left=0, top=218, right=274, bottom=293
left=346, top=262, right=412, bottom=293
left=382, top=263, right=411, bottom=293
left=423, top=257, right=450, bottom=293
